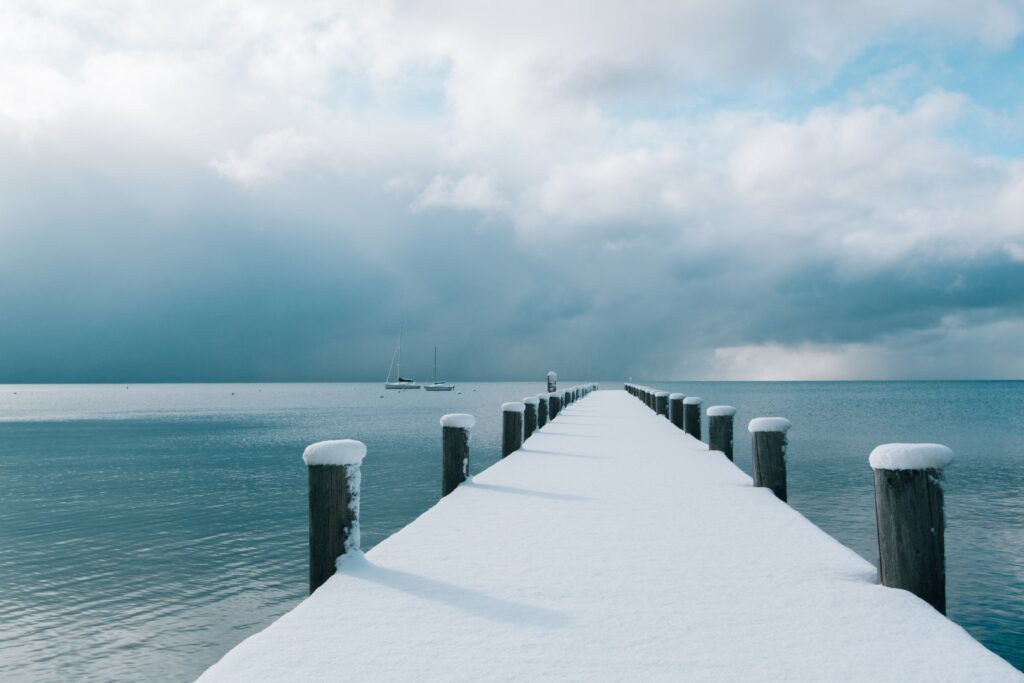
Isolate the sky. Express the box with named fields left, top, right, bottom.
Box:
left=2, top=0, right=1024, bottom=382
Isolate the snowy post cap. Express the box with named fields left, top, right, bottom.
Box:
left=683, top=396, right=703, bottom=405
left=440, top=413, right=476, bottom=430
left=748, top=417, right=791, bottom=433
left=547, top=371, right=557, bottom=379
left=707, top=405, right=737, bottom=417
left=669, top=393, right=686, bottom=400
left=502, top=401, right=526, bottom=413
left=522, top=396, right=539, bottom=406
left=536, top=393, right=550, bottom=399
left=654, top=391, right=669, bottom=397
left=303, top=439, right=367, bottom=467
left=869, top=443, right=955, bottom=471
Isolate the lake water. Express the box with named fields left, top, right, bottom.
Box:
left=0, top=381, right=1021, bottom=680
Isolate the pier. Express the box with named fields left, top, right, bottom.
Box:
left=200, top=387, right=1019, bottom=681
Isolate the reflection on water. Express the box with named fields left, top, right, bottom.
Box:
left=0, top=381, right=1021, bottom=680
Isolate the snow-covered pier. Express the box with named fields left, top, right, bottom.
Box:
left=200, top=389, right=1019, bottom=681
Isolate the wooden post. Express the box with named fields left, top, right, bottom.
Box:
left=303, top=439, right=366, bottom=594
left=707, top=406, right=736, bottom=461
left=502, top=403, right=525, bottom=457
left=441, top=414, right=474, bottom=498
left=549, top=392, right=562, bottom=420
left=654, top=391, right=668, bottom=418
left=669, top=393, right=685, bottom=430
left=523, top=397, right=539, bottom=440
left=749, top=418, right=790, bottom=502
left=870, top=444, right=954, bottom=614
left=547, top=370, right=557, bottom=393
left=537, top=394, right=548, bottom=428
left=563, top=389, right=571, bottom=410
left=683, top=396, right=703, bottom=439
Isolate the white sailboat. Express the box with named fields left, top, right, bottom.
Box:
left=384, top=330, right=421, bottom=389
left=423, top=346, right=455, bottom=391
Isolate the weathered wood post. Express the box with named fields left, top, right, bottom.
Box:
left=870, top=443, right=954, bottom=614
left=502, top=402, right=525, bottom=458
left=547, top=371, right=558, bottom=393
left=537, top=394, right=548, bottom=428
left=441, top=413, right=474, bottom=498
left=683, top=396, right=703, bottom=439
left=669, top=393, right=686, bottom=430
left=549, top=392, right=562, bottom=420
left=523, top=397, right=539, bottom=439
left=749, top=418, right=791, bottom=502
left=654, top=391, right=669, bottom=418
left=563, top=389, right=571, bottom=410
left=707, top=406, right=736, bottom=461
left=303, top=439, right=366, bottom=594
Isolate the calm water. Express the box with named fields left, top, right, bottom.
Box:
left=0, top=382, right=1021, bottom=680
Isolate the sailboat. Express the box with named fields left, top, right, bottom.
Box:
left=424, top=346, right=455, bottom=391
left=384, top=330, right=421, bottom=389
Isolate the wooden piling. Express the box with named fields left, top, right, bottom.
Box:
left=441, top=414, right=474, bottom=498
left=669, top=393, right=686, bottom=430
left=547, top=371, right=558, bottom=393
left=537, top=394, right=548, bottom=428
left=683, top=397, right=703, bottom=440
left=549, top=393, right=562, bottom=420
left=502, top=403, right=525, bottom=458
left=523, top=397, right=539, bottom=440
left=708, top=406, right=736, bottom=461
left=749, top=418, right=790, bottom=502
left=654, top=391, right=668, bottom=418
left=870, top=444, right=953, bottom=614
left=303, top=439, right=366, bottom=594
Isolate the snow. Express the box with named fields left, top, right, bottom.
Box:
left=202, top=391, right=1017, bottom=683
left=502, top=402, right=526, bottom=413
left=522, top=397, right=539, bottom=406
left=440, top=413, right=475, bottom=430
left=654, top=391, right=669, bottom=398
left=669, top=393, right=686, bottom=400
left=301, top=439, right=366, bottom=467
left=683, top=396, right=703, bottom=405
left=869, top=443, right=955, bottom=471
left=707, top=406, right=737, bottom=417
left=748, top=417, right=792, bottom=433
left=547, top=371, right=557, bottom=380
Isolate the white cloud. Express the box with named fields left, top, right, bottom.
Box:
left=210, top=129, right=319, bottom=186
left=413, top=173, right=508, bottom=213
left=706, top=315, right=1024, bottom=380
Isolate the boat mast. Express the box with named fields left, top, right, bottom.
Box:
left=397, top=328, right=402, bottom=381
left=434, top=346, right=437, bottom=383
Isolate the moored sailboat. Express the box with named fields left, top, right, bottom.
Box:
left=384, top=330, right=420, bottom=389
left=424, top=346, right=455, bottom=391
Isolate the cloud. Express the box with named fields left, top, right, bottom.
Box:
left=413, top=173, right=508, bottom=213
left=2, top=1, right=1024, bottom=380
left=211, top=129, right=319, bottom=187
left=706, top=314, right=1024, bottom=380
